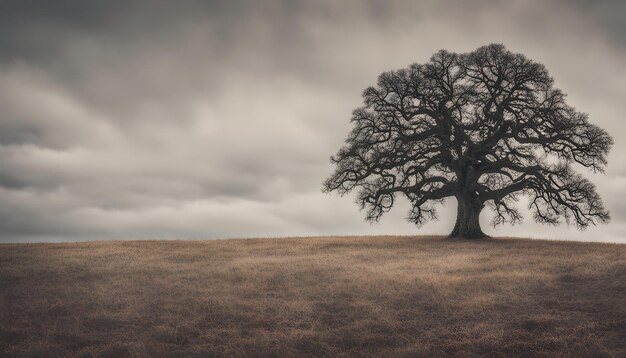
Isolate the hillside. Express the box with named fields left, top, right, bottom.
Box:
left=1, top=236, right=624, bottom=357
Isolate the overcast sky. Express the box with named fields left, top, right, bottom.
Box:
left=0, top=0, right=624, bottom=243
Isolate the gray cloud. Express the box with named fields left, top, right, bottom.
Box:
left=0, top=0, right=624, bottom=242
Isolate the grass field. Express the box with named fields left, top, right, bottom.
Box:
left=0, top=236, right=624, bottom=357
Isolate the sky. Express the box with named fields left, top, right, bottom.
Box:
left=0, top=0, right=625, bottom=243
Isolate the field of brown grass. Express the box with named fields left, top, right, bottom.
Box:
left=1, top=236, right=625, bottom=357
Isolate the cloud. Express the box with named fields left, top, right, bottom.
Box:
left=0, top=0, right=624, bottom=242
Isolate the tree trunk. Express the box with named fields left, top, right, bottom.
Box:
left=449, top=196, right=486, bottom=239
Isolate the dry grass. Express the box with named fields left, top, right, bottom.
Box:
left=0, top=236, right=624, bottom=357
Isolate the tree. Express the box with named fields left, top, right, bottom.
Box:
left=323, top=44, right=612, bottom=239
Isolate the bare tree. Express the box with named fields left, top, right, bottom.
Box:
left=323, top=44, right=612, bottom=239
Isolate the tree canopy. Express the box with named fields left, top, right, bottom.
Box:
left=323, top=44, right=612, bottom=238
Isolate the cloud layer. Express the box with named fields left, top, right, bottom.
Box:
left=1, top=0, right=625, bottom=242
